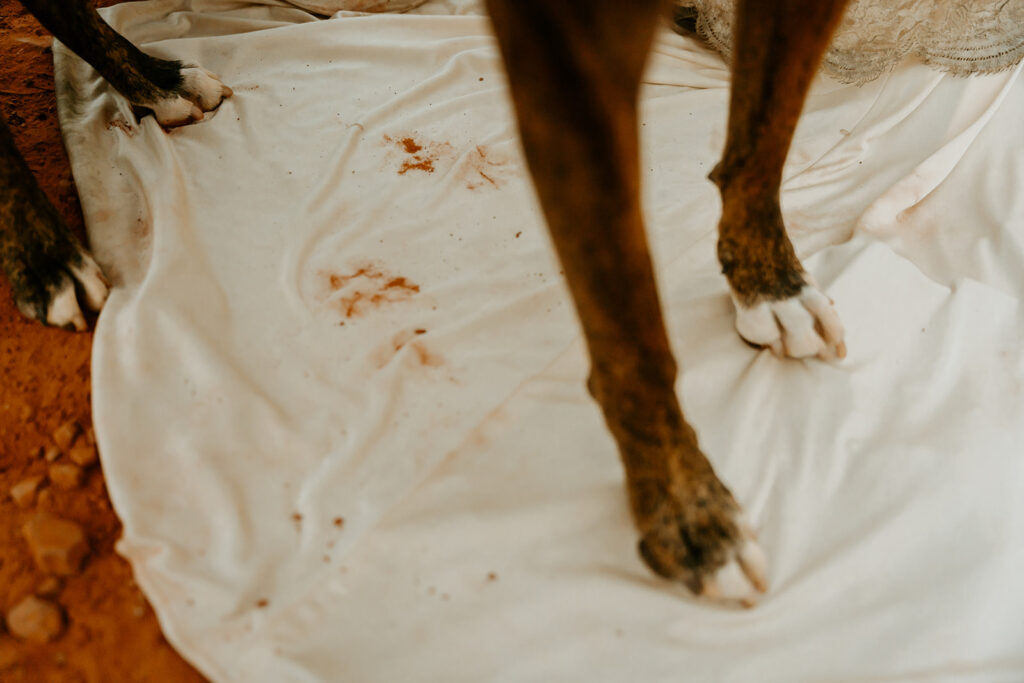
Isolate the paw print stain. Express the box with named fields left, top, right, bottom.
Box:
left=461, top=145, right=514, bottom=191
left=320, top=263, right=420, bottom=320
left=383, top=134, right=454, bottom=175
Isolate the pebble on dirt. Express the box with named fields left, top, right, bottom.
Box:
left=68, top=442, right=98, bottom=467
left=5, top=595, right=64, bottom=643
left=22, top=513, right=89, bottom=576
left=43, top=446, right=61, bottom=463
left=9, top=476, right=44, bottom=508
left=48, top=462, right=84, bottom=490
left=36, top=577, right=62, bottom=598
left=52, top=420, right=81, bottom=452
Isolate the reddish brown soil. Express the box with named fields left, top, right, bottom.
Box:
left=0, top=2, right=205, bottom=680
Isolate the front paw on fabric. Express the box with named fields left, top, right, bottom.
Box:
left=731, top=281, right=845, bottom=360
left=148, top=67, right=233, bottom=127
left=636, top=484, right=767, bottom=607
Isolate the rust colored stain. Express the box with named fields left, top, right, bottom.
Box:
left=328, top=266, right=376, bottom=291
left=321, top=263, right=421, bottom=320
left=382, top=134, right=454, bottom=176
left=461, top=144, right=515, bottom=191
left=411, top=342, right=444, bottom=368
left=400, top=137, right=422, bottom=154
left=105, top=117, right=136, bottom=136
left=371, top=328, right=443, bottom=369
left=384, top=277, right=419, bottom=292
left=399, top=158, right=434, bottom=174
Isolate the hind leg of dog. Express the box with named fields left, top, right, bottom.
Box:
left=712, top=0, right=849, bottom=360
left=19, top=0, right=231, bottom=126
left=0, top=115, right=107, bottom=330
left=485, top=0, right=766, bottom=603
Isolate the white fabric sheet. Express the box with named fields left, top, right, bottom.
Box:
left=55, top=1, right=1024, bottom=680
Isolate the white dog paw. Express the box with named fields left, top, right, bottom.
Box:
left=732, top=284, right=845, bottom=360
left=149, top=67, right=233, bottom=127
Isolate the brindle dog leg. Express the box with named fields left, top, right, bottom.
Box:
left=19, top=0, right=232, bottom=126
left=0, top=115, right=107, bottom=330
left=712, top=0, right=849, bottom=360
left=485, top=0, right=766, bottom=602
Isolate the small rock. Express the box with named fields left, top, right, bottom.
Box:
left=52, top=420, right=81, bottom=452
left=9, top=476, right=44, bottom=508
left=5, top=595, right=64, bottom=643
left=84, top=427, right=96, bottom=445
left=36, top=488, right=54, bottom=510
left=48, top=463, right=83, bottom=490
left=68, top=442, right=97, bottom=467
left=22, top=513, right=89, bottom=575
left=36, top=577, right=62, bottom=598
left=43, top=446, right=62, bottom=462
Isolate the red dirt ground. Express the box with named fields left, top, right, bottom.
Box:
left=0, top=1, right=205, bottom=680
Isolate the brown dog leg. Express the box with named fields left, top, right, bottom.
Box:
left=484, top=0, right=766, bottom=602
left=712, top=0, right=849, bottom=360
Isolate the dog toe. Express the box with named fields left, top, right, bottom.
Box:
left=44, top=275, right=87, bottom=331
left=732, top=283, right=845, bottom=361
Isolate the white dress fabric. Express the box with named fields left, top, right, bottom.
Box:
left=679, top=0, right=1024, bottom=84
left=54, top=1, right=1024, bottom=681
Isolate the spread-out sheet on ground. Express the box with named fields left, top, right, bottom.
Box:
left=56, top=1, right=1024, bottom=680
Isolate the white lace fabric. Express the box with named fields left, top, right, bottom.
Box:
left=678, top=0, right=1024, bottom=84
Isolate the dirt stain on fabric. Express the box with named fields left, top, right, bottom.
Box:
left=461, top=144, right=514, bottom=191
left=383, top=134, right=454, bottom=176
left=371, top=328, right=443, bottom=369
left=106, top=117, right=136, bottom=136
left=320, top=263, right=420, bottom=319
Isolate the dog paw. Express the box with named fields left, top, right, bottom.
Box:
left=149, top=67, right=233, bottom=127
left=12, top=249, right=109, bottom=332
left=731, top=283, right=845, bottom=361
left=636, top=486, right=767, bottom=606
